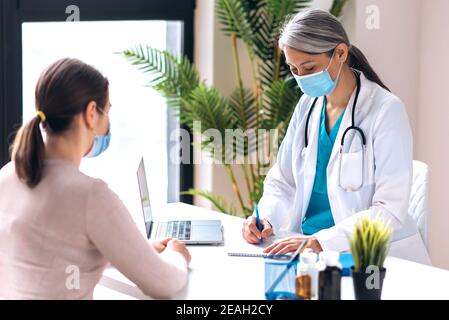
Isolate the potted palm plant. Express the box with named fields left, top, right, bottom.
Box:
left=349, top=213, right=393, bottom=300
left=119, top=0, right=349, bottom=217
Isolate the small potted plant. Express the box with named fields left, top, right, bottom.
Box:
left=349, top=213, right=393, bottom=300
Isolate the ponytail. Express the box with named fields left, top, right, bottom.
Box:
left=349, top=45, right=390, bottom=92
left=10, top=116, right=46, bottom=188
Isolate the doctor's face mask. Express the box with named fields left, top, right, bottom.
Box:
left=287, top=48, right=343, bottom=98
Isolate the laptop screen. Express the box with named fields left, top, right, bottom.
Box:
left=137, top=158, right=153, bottom=238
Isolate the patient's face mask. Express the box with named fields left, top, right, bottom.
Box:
left=85, top=125, right=111, bottom=158
left=84, top=106, right=111, bottom=158
left=293, top=50, right=343, bottom=98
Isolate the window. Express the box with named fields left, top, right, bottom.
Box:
left=22, top=20, right=179, bottom=210
left=0, top=0, right=194, bottom=205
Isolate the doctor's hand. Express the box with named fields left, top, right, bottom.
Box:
left=151, top=237, right=173, bottom=253
left=263, top=236, right=323, bottom=255
left=242, top=216, right=273, bottom=244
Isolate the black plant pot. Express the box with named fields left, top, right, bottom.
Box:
left=351, top=267, right=386, bottom=300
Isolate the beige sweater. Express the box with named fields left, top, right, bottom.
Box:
left=0, top=159, right=188, bottom=299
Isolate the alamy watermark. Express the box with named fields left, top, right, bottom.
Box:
left=364, top=265, right=383, bottom=290
left=169, top=122, right=280, bottom=175
left=66, top=5, right=80, bottom=22
left=65, top=265, right=80, bottom=290
left=365, top=5, right=381, bottom=30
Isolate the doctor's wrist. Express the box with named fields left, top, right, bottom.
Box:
left=307, top=236, right=323, bottom=253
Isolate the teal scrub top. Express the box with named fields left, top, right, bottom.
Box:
left=302, top=98, right=346, bottom=236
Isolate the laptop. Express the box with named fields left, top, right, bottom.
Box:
left=137, top=158, right=224, bottom=245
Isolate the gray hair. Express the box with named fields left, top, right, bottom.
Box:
left=279, top=9, right=349, bottom=54
left=279, top=9, right=390, bottom=91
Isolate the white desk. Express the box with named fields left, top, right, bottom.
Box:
left=94, top=202, right=449, bottom=300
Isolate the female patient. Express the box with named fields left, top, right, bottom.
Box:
left=0, top=58, right=191, bottom=299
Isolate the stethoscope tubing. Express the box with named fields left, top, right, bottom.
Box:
left=303, top=70, right=366, bottom=192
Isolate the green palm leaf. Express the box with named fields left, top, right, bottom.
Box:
left=266, top=0, right=309, bottom=23
left=216, top=0, right=254, bottom=48
left=182, top=85, right=235, bottom=130
left=254, top=0, right=310, bottom=88
left=249, top=173, right=265, bottom=206
left=181, top=189, right=237, bottom=215
left=227, top=88, right=259, bottom=156
left=330, top=0, right=349, bottom=17
left=228, top=87, right=258, bottom=130
left=121, top=44, right=200, bottom=109
left=181, top=85, right=237, bottom=162
left=262, top=78, right=301, bottom=141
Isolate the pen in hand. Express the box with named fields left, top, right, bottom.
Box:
left=255, top=204, right=264, bottom=244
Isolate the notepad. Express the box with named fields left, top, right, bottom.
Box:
left=226, top=240, right=271, bottom=258
left=227, top=252, right=267, bottom=258
left=226, top=232, right=300, bottom=258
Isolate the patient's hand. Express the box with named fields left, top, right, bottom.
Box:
left=166, top=239, right=192, bottom=265
left=263, top=236, right=323, bottom=255
left=151, top=237, right=172, bottom=253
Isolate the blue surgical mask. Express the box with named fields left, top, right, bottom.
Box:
left=293, top=50, right=343, bottom=97
left=85, top=125, right=111, bottom=158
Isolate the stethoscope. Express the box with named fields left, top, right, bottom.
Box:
left=303, top=70, right=366, bottom=192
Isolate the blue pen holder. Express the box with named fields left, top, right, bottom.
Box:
left=264, top=255, right=299, bottom=300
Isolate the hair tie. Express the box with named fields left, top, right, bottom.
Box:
left=36, top=111, right=46, bottom=123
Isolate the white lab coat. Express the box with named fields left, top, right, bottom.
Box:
left=258, top=72, right=431, bottom=265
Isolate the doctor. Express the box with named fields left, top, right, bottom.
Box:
left=242, top=9, right=430, bottom=264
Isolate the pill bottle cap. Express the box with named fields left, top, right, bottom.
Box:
left=322, top=251, right=340, bottom=267
left=301, top=252, right=317, bottom=265
left=298, top=262, right=309, bottom=275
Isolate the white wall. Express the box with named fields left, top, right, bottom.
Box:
left=416, top=0, right=449, bottom=269
left=193, top=0, right=449, bottom=269
left=352, top=0, right=421, bottom=138
left=193, top=0, right=214, bottom=209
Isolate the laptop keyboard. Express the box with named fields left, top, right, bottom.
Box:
left=161, top=221, right=191, bottom=240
